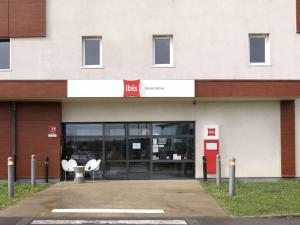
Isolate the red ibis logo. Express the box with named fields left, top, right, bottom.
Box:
left=123, top=80, right=140, bottom=97
left=207, top=128, right=216, bottom=137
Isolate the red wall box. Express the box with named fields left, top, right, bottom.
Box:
left=204, top=140, right=219, bottom=174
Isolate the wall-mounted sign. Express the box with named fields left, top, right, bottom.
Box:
left=48, top=126, right=57, bottom=138
left=204, top=125, right=219, bottom=140
left=68, top=80, right=195, bottom=98
left=123, top=80, right=140, bottom=97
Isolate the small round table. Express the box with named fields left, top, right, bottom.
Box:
left=73, top=166, right=85, bottom=183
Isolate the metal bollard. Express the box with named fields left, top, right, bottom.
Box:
left=31, top=155, right=36, bottom=186
left=203, top=156, right=207, bottom=181
left=44, top=156, right=49, bottom=183
left=8, top=157, right=14, bottom=198
left=216, top=154, right=221, bottom=186
left=13, top=155, right=16, bottom=182
left=229, top=158, right=236, bottom=197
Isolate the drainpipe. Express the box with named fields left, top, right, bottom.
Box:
left=11, top=102, right=16, bottom=181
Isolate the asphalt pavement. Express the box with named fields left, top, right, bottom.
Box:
left=0, top=181, right=227, bottom=218
left=1, top=218, right=300, bottom=225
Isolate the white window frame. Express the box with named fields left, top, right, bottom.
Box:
left=0, top=38, right=11, bottom=71
left=153, top=35, right=174, bottom=68
left=249, top=34, right=270, bottom=66
left=82, top=36, right=103, bottom=69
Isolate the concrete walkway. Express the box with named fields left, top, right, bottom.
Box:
left=0, top=180, right=228, bottom=218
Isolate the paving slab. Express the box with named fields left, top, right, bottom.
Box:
left=0, top=180, right=228, bottom=218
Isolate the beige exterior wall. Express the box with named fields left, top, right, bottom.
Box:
left=0, top=0, right=299, bottom=80
left=62, top=100, right=281, bottom=178
left=198, top=101, right=281, bottom=178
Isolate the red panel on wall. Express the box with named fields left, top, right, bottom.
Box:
left=0, top=0, right=9, bottom=37
left=16, top=102, right=61, bottom=179
left=195, top=80, right=300, bottom=97
left=0, top=103, right=11, bottom=179
left=281, top=101, right=296, bottom=177
left=9, top=0, right=46, bottom=37
left=297, top=0, right=300, bottom=33
left=0, top=81, right=67, bottom=98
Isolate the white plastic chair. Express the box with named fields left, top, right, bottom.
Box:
left=61, top=159, right=77, bottom=181
left=61, top=160, right=69, bottom=182
left=91, top=159, right=101, bottom=181
left=84, top=159, right=97, bottom=176
left=68, top=159, right=77, bottom=172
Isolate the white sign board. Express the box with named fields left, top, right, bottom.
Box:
left=68, top=80, right=123, bottom=97
left=68, top=80, right=195, bottom=98
left=206, top=142, right=218, bottom=150
left=140, top=80, right=194, bottom=97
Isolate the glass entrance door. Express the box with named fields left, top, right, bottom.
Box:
left=103, top=123, right=152, bottom=179
left=128, top=123, right=151, bottom=179
left=104, top=123, right=127, bottom=179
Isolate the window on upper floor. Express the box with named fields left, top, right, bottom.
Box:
left=249, top=34, right=270, bottom=65
left=0, top=39, right=10, bottom=70
left=82, top=37, right=102, bottom=68
left=153, top=35, right=173, bottom=67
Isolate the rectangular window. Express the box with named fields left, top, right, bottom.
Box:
left=153, top=36, right=173, bottom=67
left=82, top=37, right=102, bottom=68
left=249, top=34, right=270, bottom=65
left=0, top=39, right=10, bottom=70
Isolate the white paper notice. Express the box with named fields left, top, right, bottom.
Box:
left=133, top=143, right=141, bottom=149
left=153, top=139, right=158, bottom=144
left=153, top=144, right=159, bottom=153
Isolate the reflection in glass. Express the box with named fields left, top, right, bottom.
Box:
left=105, top=124, right=126, bottom=136
left=153, top=122, right=194, bottom=136
left=105, top=162, right=127, bottom=179
left=66, top=124, right=103, bottom=136
left=152, top=137, right=194, bottom=160
left=250, top=37, right=265, bottom=63
left=105, top=138, right=126, bottom=160
left=63, top=137, right=103, bottom=166
left=0, top=39, right=10, bottom=69
left=187, top=138, right=195, bottom=160
left=84, top=39, right=100, bottom=65
left=129, top=138, right=151, bottom=160
left=155, top=38, right=171, bottom=65
left=129, top=123, right=151, bottom=136
left=129, top=162, right=150, bottom=179
left=152, top=163, right=194, bottom=178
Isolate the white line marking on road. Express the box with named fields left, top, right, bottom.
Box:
left=51, top=209, right=165, bottom=214
left=31, top=220, right=187, bottom=225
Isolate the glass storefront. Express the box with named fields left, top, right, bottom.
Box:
left=62, top=122, right=195, bottom=180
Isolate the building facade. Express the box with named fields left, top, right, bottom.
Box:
left=0, top=0, right=300, bottom=180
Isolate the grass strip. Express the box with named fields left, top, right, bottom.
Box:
left=0, top=182, right=50, bottom=209
left=202, top=180, right=300, bottom=216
